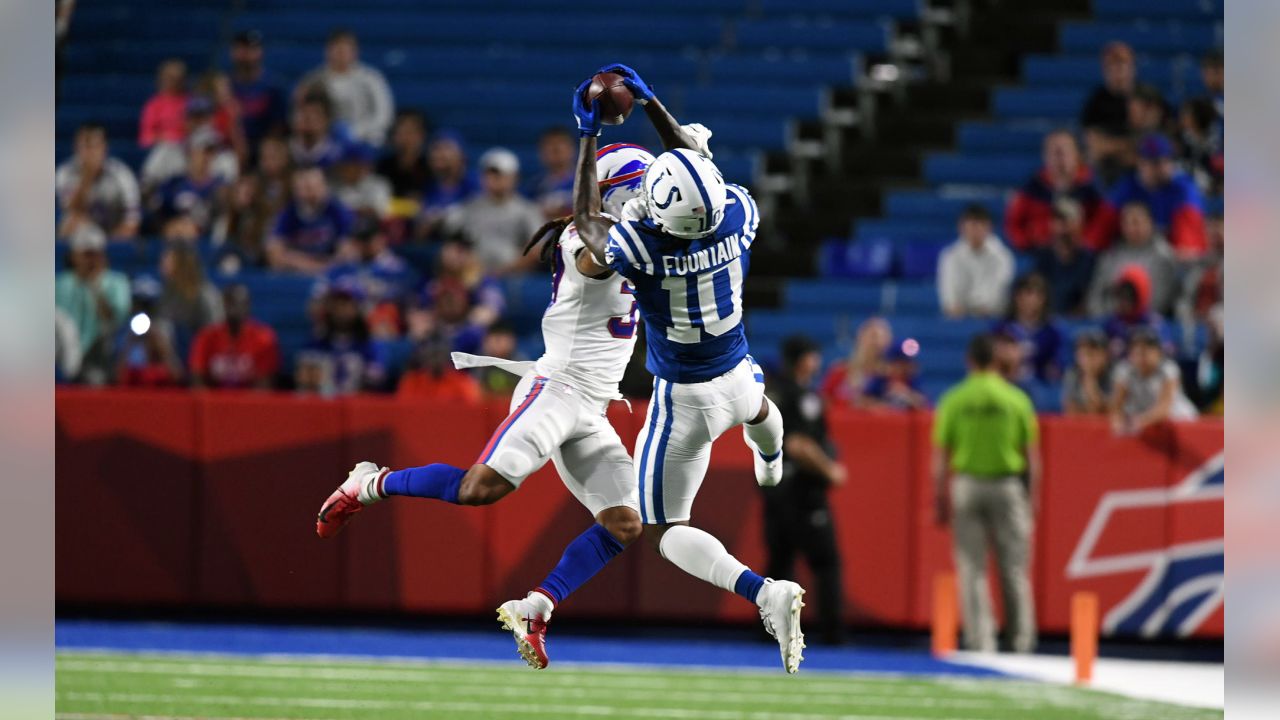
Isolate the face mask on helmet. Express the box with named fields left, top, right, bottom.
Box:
left=596, top=143, right=655, bottom=219
left=642, top=149, right=727, bottom=240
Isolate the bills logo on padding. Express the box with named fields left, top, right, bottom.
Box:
left=1066, top=451, right=1224, bottom=638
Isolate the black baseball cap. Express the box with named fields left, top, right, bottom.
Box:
left=233, top=29, right=263, bottom=46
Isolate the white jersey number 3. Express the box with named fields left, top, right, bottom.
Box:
left=661, top=262, right=744, bottom=344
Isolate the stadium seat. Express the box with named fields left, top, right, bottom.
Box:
left=956, top=122, right=1051, bottom=154
left=924, top=153, right=1040, bottom=187
left=883, top=190, right=1007, bottom=221
left=1058, top=21, right=1221, bottom=55
left=1090, top=0, right=1224, bottom=21
left=732, top=20, right=889, bottom=54
left=898, top=242, right=946, bottom=280
left=785, top=277, right=886, bottom=311
left=992, top=88, right=1088, bottom=121
left=819, top=237, right=894, bottom=280
left=758, top=0, right=921, bottom=21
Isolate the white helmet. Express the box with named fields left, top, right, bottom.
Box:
left=596, top=143, right=655, bottom=218
left=641, top=148, right=727, bottom=239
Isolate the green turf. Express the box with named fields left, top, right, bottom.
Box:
left=56, top=651, right=1223, bottom=720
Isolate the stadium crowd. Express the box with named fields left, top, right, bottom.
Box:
left=54, top=28, right=1224, bottom=427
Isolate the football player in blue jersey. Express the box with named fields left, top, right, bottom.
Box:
left=569, top=64, right=806, bottom=673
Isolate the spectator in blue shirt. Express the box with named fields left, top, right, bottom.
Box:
left=229, top=30, right=287, bottom=160
left=526, top=126, right=576, bottom=218
left=312, top=218, right=415, bottom=338
left=295, top=278, right=389, bottom=395
left=858, top=343, right=927, bottom=411
left=1033, top=198, right=1095, bottom=317
left=151, top=133, right=228, bottom=239
left=417, top=130, right=478, bottom=239
left=1100, top=265, right=1175, bottom=359
left=288, top=91, right=346, bottom=170
left=992, top=273, right=1067, bottom=384
left=266, top=166, right=353, bottom=273
left=407, top=236, right=503, bottom=354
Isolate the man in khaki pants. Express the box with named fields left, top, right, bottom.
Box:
left=932, top=334, right=1041, bottom=653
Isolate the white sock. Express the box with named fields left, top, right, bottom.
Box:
left=526, top=590, right=554, bottom=619
left=743, top=397, right=783, bottom=459
left=659, top=525, right=750, bottom=596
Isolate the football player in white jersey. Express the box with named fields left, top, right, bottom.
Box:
left=315, top=142, right=656, bottom=670
left=568, top=64, right=806, bottom=673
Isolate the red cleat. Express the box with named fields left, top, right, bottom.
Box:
left=316, top=461, right=387, bottom=538
left=497, top=597, right=552, bottom=669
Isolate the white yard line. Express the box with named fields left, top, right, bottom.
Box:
left=57, top=692, right=994, bottom=720
left=948, top=652, right=1223, bottom=709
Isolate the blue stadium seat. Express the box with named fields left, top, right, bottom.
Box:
left=855, top=218, right=953, bottom=244
left=898, top=242, right=946, bottom=280
left=956, top=122, right=1052, bottom=154
left=894, top=281, right=940, bottom=313
left=758, top=0, right=920, bottom=20
left=706, top=55, right=857, bottom=86
left=924, top=153, right=1039, bottom=187
left=819, top=238, right=894, bottom=280
left=883, top=190, right=1007, bottom=221
left=733, top=20, right=889, bottom=53
left=992, top=88, right=1088, bottom=120
left=785, top=277, right=885, bottom=311
left=1059, top=21, right=1221, bottom=55
left=1090, top=0, right=1224, bottom=20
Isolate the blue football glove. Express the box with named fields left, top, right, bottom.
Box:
left=598, top=63, right=654, bottom=104
left=573, top=77, right=602, bottom=137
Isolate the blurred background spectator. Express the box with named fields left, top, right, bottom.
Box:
left=762, top=336, right=846, bottom=645
left=332, top=142, right=392, bottom=220
left=1176, top=213, right=1223, bottom=353
left=378, top=109, right=432, bottom=199
left=407, top=236, right=504, bottom=355
left=994, top=273, right=1066, bottom=385
left=1099, top=266, right=1174, bottom=358
left=1062, top=329, right=1111, bottom=415
left=313, top=218, right=415, bottom=339
left=148, top=133, right=229, bottom=240
left=938, top=204, right=1014, bottom=318
left=858, top=342, right=928, bottom=411
left=229, top=30, right=287, bottom=159
left=821, top=317, right=892, bottom=409
left=442, top=147, right=543, bottom=274
left=1079, top=41, right=1135, bottom=184
left=1032, top=198, right=1095, bottom=317
left=266, top=166, right=354, bottom=274
left=55, top=224, right=131, bottom=385
left=296, top=280, right=388, bottom=395
left=1110, top=327, right=1197, bottom=435
left=418, top=130, right=477, bottom=239
left=57, top=124, right=141, bottom=240
left=288, top=91, right=345, bottom=169
left=189, top=284, right=280, bottom=390
left=471, top=320, right=526, bottom=398
left=138, top=59, right=189, bottom=150
left=1005, top=130, right=1102, bottom=251
left=297, top=29, right=393, bottom=146
left=157, top=242, right=224, bottom=356
left=1177, top=98, right=1223, bottom=195
left=1126, top=83, right=1169, bottom=139
left=527, top=126, right=576, bottom=218
left=114, top=277, right=184, bottom=388
left=1087, top=201, right=1177, bottom=317
left=397, top=332, right=481, bottom=401
left=1087, top=133, right=1206, bottom=256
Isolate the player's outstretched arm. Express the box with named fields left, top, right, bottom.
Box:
left=569, top=80, right=614, bottom=271
left=598, top=63, right=697, bottom=153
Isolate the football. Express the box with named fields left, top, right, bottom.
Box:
left=584, top=71, right=634, bottom=125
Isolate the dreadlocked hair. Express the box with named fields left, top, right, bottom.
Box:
left=524, top=215, right=573, bottom=267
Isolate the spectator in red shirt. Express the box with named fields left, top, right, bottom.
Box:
left=820, top=317, right=892, bottom=409
left=396, top=332, right=481, bottom=402
left=1004, top=130, right=1103, bottom=250
left=1086, top=134, right=1207, bottom=257
left=139, top=59, right=189, bottom=148
left=189, top=284, right=280, bottom=389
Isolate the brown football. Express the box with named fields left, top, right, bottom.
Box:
left=583, top=71, right=634, bottom=125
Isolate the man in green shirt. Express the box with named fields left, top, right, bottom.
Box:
left=932, top=333, right=1041, bottom=653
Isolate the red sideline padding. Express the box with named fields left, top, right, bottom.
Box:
left=54, top=390, right=1223, bottom=638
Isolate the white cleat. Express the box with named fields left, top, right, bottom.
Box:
left=315, top=461, right=388, bottom=538
left=753, top=449, right=784, bottom=487
left=757, top=579, right=806, bottom=673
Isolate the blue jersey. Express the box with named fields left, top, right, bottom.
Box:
left=605, top=183, right=758, bottom=383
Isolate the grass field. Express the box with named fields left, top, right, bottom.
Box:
left=56, top=651, right=1224, bottom=720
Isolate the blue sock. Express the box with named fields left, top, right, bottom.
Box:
left=381, top=464, right=465, bottom=504
left=734, top=569, right=767, bottom=604
left=536, top=524, right=626, bottom=605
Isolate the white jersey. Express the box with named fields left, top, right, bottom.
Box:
left=534, top=222, right=639, bottom=400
